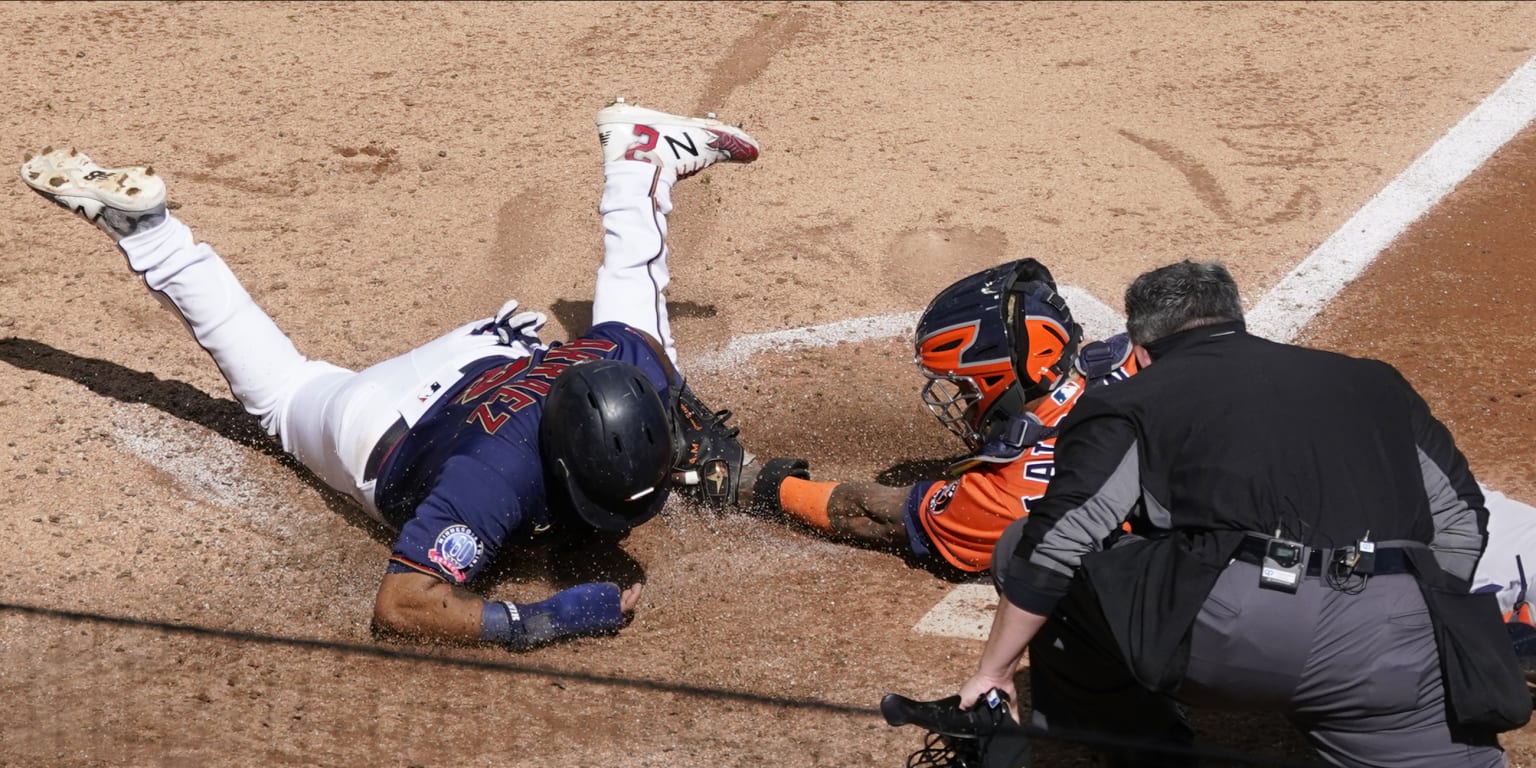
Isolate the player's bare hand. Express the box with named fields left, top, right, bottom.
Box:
left=620, top=582, right=644, bottom=613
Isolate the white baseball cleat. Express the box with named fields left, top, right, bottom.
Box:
left=20, top=147, right=167, bottom=240
left=596, top=98, right=760, bottom=178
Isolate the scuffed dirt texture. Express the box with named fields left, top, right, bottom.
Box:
left=1, top=2, right=1534, bottom=766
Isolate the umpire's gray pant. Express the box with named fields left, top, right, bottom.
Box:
left=993, top=521, right=1506, bottom=767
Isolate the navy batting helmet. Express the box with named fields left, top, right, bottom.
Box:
left=541, top=359, right=674, bottom=533
left=914, top=259, right=1082, bottom=450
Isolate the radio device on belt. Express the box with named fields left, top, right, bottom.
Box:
left=1259, top=529, right=1305, bottom=593
left=1333, top=530, right=1376, bottom=580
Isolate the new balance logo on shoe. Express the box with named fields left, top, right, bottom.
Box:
left=664, top=134, right=699, bottom=160
left=595, top=100, right=761, bottom=179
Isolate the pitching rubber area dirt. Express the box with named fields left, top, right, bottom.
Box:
left=2, top=3, right=1534, bottom=767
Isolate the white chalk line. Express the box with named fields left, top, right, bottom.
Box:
left=1247, top=55, right=1536, bottom=342
left=686, top=286, right=1125, bottom=376
left=689, top=55, right=1536, bottom=374
left=688, top=311, right=919, bottom=375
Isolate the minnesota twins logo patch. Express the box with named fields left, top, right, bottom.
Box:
left=428, top=524, right=483, bottom=583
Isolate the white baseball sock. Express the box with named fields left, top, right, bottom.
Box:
left=591, top=160, right=681, bottom=373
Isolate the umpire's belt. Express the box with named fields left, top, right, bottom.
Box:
left=363, top=417, right=411, bottom=483
left=1233, top=536, right=1411, bottom=577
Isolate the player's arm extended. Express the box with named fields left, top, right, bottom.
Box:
left=737, top=462, right=909, bottom=548
left=372, top=572, right=643, bottom=648
left=821, top=481, right=911, bottom=547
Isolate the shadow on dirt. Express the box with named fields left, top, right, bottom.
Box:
left=0, top=336, right=394, bottom=543
left=0, top=599, right=878, bottom=716
left=549, top=297, right=718, bottom=340
left=0, top=336, right=648, bottom=593
left=877, top=455, right=965, bottom=486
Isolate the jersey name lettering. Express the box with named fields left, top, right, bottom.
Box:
left=457, top=357, right=531, bottom=403
left=1022, top=459, right=1055, bottom=484
left=466, top=339, right=619, bottom=434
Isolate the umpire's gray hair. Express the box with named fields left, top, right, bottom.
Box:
left=1123, top=261, right=1244, bottom=346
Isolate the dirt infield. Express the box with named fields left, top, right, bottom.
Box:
left=3, top=3, right=1535, bottom=766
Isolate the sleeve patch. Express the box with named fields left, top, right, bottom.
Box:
left=928, top=480, right=960, bottom=515
left=427, top=524, right=484, bottom=583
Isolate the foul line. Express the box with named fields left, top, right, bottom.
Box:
left=686, top=286, right=1123, bottom=375
left=684, top=54, right=1536, bottom=641
left=687, top=54, right=1536, bottom=367
left=1247, top=55, right=1536, bottom=342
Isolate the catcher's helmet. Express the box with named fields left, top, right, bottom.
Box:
left=540, top=359, right=674, bottom=532
left=914, top=259, right=1082, bottom=450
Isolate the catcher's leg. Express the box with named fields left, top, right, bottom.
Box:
left=1475, top=488, right=1536, bottom=617
left=1027, top=578, right=1196, bottom=767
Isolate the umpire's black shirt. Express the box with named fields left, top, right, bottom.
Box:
left=1001, top=321, right=1487, bottom=686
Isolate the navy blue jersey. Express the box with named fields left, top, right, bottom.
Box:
left=376, top=322, right=674, bottom=584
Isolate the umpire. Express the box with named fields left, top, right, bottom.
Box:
left=958, top=261, right=1530, bottom=767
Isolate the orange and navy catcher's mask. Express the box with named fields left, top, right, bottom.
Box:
left=914, top=259, right=1082, bottom=450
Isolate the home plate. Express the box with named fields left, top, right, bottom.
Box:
left=913, top=583, right=998, bottom=641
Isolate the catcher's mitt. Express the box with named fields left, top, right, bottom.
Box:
left=670, top=384, right=749, bottom=509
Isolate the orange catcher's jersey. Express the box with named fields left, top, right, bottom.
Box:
left=904, top=338, right=1142, bottom=572
left=906, top=378, right=1084, bottom=571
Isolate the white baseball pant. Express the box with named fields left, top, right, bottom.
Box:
left=1477, top=487, right=1536, bottom=615
left=114, top=160, right=682, bottom=524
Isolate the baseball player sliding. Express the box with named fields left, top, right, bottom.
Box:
left=19, top=100, right=786, bottom=650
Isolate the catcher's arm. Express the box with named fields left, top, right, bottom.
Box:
left=668, top=383, right=909, bottom=546
left=736, top=463, right=910, bottom=549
